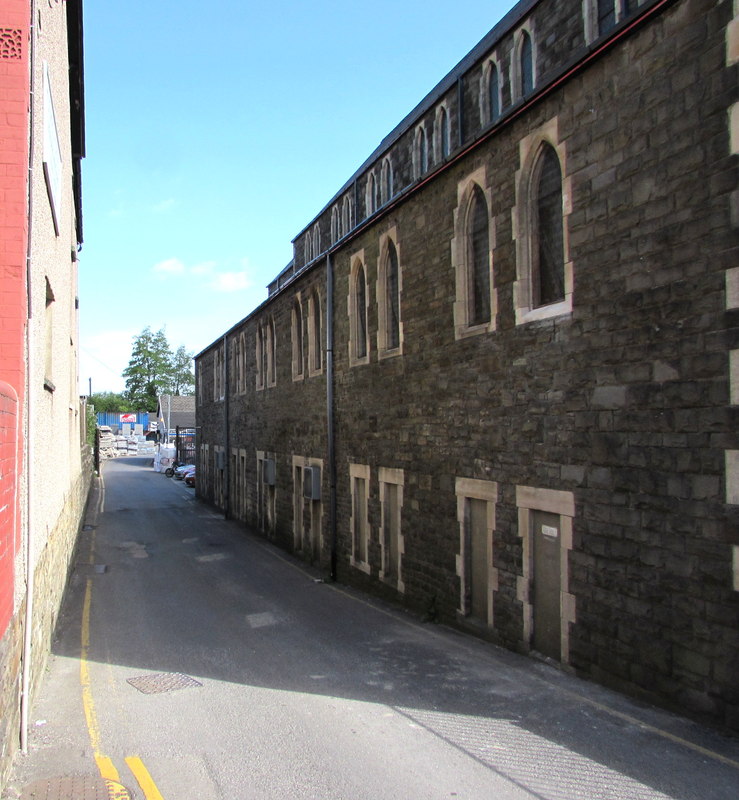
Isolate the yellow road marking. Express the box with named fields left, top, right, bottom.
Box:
left=126, top=757, right=165, bottom=800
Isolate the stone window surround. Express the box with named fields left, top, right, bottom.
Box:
left=291, top=293, right=305, bottom=382
left=366, top=170, right=378, bottom=216
left=582, top=0, right=635, bottom=45
left=349, top=462, right=371, bottom=575
left=292, top=454, right=324, bottom=553
left=512, top=116, right=573, bottom=325
left=515, top=485, right=576, bottom=666
left=479, top=56, right=504, bottom=126
left=342, top=194, right=354, bottom=237
left=380, top=157, right=394, bottom=205
left=307, top=289, right=323, bottom=377
left=348, top=249, right=370, bottom=367
left=455, top=477, right=499, bottom=626
left=376, top=226, right=404, bottom=359
left=451, top=165, right=498, bottom=340
left=433, top=100, right=451, bottom=163
left=257, top=449, right=277, bottom=537
left=413, top=122, right=429, bottom=179
left=378, top=466, right=405, bottom=592
left=331, top=206, right=340, bottom=243
left=255, top=325, right=265, bottom=391
left=266, top=317, right=277, bottom=388
left=511, top=20, right=536, bottom=103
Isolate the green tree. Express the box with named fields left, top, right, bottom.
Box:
left=122, top=326, right=173, bottom=409
left=169, top=345, right=195, bottom=396
left=88, top=391, right=130, bottom=412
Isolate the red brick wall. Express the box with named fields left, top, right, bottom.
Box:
left=0, top=1, right=29, bottom=639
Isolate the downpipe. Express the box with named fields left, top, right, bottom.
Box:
left=326, top=253, right=337, bottom=581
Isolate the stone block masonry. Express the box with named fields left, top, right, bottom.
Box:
left=196, top=0, right=739, bottom=732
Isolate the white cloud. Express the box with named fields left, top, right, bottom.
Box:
left=152, top=257, right=185, bottom=276
left=190, top=260, right=216, bottom=276
left=209, top=271, right=251, bottom=293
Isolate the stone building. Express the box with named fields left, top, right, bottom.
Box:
left=0, top=0, right=89, bottom=789
left=195, top=0, right=739, bottom=730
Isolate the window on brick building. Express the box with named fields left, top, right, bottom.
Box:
left=366, top=171, right=377, bottom=216
left=349, top=256, right=369, bottom=365
left=342, top=195, right=354, bottom=236
left=381, top=157, right=393, bottom=205
left=331, top=206, right=340, bottom=243
left=312, top=224, right=321, bottom=260
left=350, top=463, right=370, bottom=574
left=379, top=467, right=404, bottom=592
left=598, top=0, right=616, bottom=33
left=256, top=325, right=265, bottom=390
left=513, top=119, right=572, bottom=325
left=304, top=232, right=312, bottom=265
left=414, top=124, right=428, bottom=179
left=468, top=186, right=491, bottom=326
left=266, top=318, right=276, bottom=387
left=308, top=289, right=323, bottom=376
left=377, top=229, right=402, bottom=357
left=292, top=297, right=304, bottom=381
left=452, top=169, right=496, bottom=339
left=489, top=61, right=501, bottom=122
left=513, top=26, right=536, bottom=101
left=436, top=104, right=451, bottom=161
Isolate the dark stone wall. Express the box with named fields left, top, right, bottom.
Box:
left=197, top=0, right=739, bottom=730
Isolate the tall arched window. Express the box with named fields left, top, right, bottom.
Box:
left=439, top=106, right=450, bottom=159
left=415, top=125, right=428, bottom=178
left=468, top=186, right=491, bottom=326
left=386, top=241, right=400, bottom=350
left=381, top=158, right=393, bottom=204
left=309, top=289, right=322, bottom=373
left=598, top=0, right=616, bottom=33
left=366, top=172, right=377, bottom=215
left=342, top=195, right=353, bottom=236
left=331, top=206, right=340, bottom=243
left=355, top=264, right=367, bottom=359
left=267, top=318, right=276, bottom=386
left=304, top=234, right=312, bottom=265
left=520, top=31, right=534, bottom=96
left=312, top=225, right=321, bottom=259
left=256, top=325, right=266, bottom=389
left=534, top=144, right=564, bottom=307
left=489, top=62, right=500, bottom=122
left=292, top=299, right=304, bottom=379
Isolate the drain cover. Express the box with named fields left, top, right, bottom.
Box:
left=20, top=775, right=131, bottom=799
left=126, top=671, right=202, bottom=694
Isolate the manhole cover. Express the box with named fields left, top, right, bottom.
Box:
left=127, top=671, right=202, bottom=694
left=20, top=775, right=131, bottom=799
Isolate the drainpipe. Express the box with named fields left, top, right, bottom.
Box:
left=223, top=334, right=229, bottom=519
left=326, top=253, right=337, bottom=581
left=21, top=0, right=38, bottom=755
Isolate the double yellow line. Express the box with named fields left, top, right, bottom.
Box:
left=80, top=480, right=166, bottom=799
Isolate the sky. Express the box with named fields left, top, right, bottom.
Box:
left=78, top=0, right=516, bottom=395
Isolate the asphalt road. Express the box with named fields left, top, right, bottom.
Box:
left=4, top=457, right=739, bottom=799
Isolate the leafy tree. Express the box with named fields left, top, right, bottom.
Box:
left=122, top=326, right=173, bottom=409
left=88, top=391, right=130, bottom=412
left=169, top=345, right=195, bottom=396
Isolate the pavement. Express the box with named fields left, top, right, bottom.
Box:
left=2, top=457, right=739, bottom=800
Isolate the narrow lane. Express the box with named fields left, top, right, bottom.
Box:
left=6, top=457, right=739, bottom=800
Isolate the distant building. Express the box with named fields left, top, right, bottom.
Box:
left=156, top=394, right=196, bottom=440
left=196, top=0, right=739, bottom=731
left=0, top=0, right=88, bottom=788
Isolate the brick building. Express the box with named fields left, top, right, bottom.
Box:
left=195, top=0, right=739, bottom=730
left=0, top=0, right=89, bottom=789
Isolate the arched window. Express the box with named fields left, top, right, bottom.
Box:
left=304, top=234, right=312, bottom=265
left=468, top=186, right=491, bottom=326
left=415, top=125, right=428, bottom=178
left=309, top=289, right=322, bottom=374
left=256, top=325, right=265, bottom=389
left=366, top=172, right=377, bottom=215
left=342, top=195, right=353, bottom=236
left=534, top=144, right=565, bottom=307
left=439, top=106, right=450, bottom=159
left=355, top=264, right=367, bottom=359
left=385, top=240, right=400, bottom=350
left=520, top=31, right=534, bottom=97
left=381, top=158, right=393, bottom=204
left=312, top=225, right=321, bottom=259
left=267, top=318, right=276, bottom=386
left=292, top=299, right=304, bottom=379
left=489, top=62, right=500, bottom=122
left=331, top=206, right=340, bottom=243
